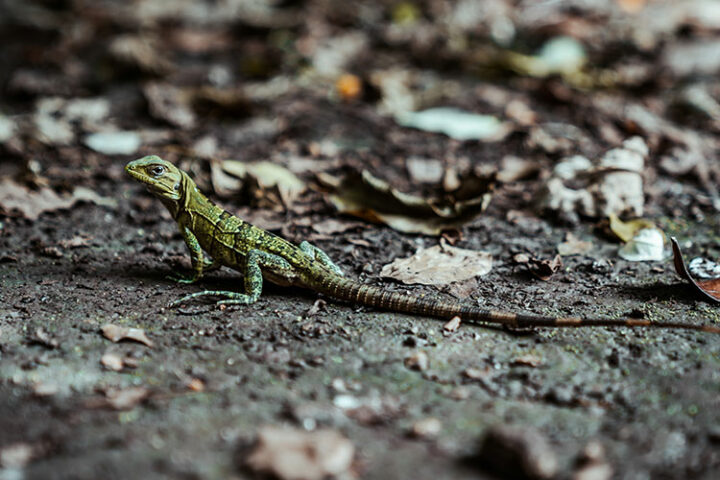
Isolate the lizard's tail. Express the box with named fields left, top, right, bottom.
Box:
left=308, top=275, right=720, bottom=333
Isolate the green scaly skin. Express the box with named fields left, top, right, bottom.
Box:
left=125, top=156, right=720, bottom=334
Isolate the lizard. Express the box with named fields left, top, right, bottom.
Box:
left=125, top=155, right=720, bottom=334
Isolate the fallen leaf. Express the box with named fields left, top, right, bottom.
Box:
left=144, top=82, right=196, bottom=129
left=688, top=257, right=720, bottom=279
left=105, top=387, right=150, bottom=410
left=0, top=180, right=116, bottom=220
left=311, top=218, right=364, bottom=235
left=84, top=131, right=141, bottom=155
left=608, top=214, right=657, bottom=243
left=618, top=228, right=665, bottom=261
left=527, top=255, right=563, bottom=281
left=246, top=426, right=356, bottom=480
left=406, top=157, right=444, bottom=184
left=101, top=324, right=154, bottom=347
left=325, top=169, right=493, bottom=235
left=671, top=237, right=720, bottom=303
left=396, top=108, right=512, bottom=141
left=381, top=244, right=492, bottom=285
left=110, top=35, right=174, bottom=75
left=0, top=443, right=36, bottom=468
left=540, top=137, right=648, bottom=221
left=336, top=73, right=362, bottom=101
left=557, top=233, right=593, bottom=256
left=222, top=160, right=305, bottom=208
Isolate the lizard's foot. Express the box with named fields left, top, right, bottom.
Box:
left=169, top=290, right=257, bottom=307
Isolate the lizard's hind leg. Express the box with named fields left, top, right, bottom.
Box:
left=169, top=250, right=292, bottom=307
left=299, top=241, right=344, bottom=276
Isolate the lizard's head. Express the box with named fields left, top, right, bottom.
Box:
left=125, top=156, right=184, bottom=201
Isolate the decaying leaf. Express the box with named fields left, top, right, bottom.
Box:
left=381, top=244, right=492, bottom=285
left=246, top=426, right=356, bottom=480
left=0, top=180, right=116, bottom=220
left=540, top=137, right=648, bottom=222
left=671, top=238, right=720, bottom=303
left=101, top=324, right=154, bottom=347
left=325, top=169, right=493, bottom=235
left=618, top=228, right=666, bottom=262
left=608, top=214, right=658, bottom=243
left=527, top=255, right=563, bottom=281
left=221, top=160, right=305, bottom=208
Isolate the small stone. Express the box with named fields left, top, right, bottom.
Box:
left=411, top=417, right=442, bottom=438
left=443, top=316, right=461, bottom=332
left=475, top=425, right=558, bottom=480
left=100, top=352, right=124, bottom=371
left=449, top=386, right=470, bottom=400
left=404, top=351, right=429, bottom=371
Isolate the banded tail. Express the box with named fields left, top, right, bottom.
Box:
left=308, top=274, right=720, bottom=334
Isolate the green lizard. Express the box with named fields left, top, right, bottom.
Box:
left=126, top=155, right=720, bottom=334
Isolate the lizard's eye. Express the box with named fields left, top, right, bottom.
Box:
left=149, top=165, right=165, bottom=177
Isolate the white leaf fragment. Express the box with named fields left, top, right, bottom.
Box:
left=618, top=228, right=666, bottom=262
left=84, top=131, right=141, bottom=155
left=396, top=108, right=511, bottom=141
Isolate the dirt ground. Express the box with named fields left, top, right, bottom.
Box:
left=1, top=1, right=720, bottom=479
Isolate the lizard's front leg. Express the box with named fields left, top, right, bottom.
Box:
left=170, top=249, right=293, bottom=307
left=299, top=241, right=344, bottom=276
left=166, top=225, right=217, bottom=284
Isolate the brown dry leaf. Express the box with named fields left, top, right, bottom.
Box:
left=528, top=255, right=563, bottom=281
left=105, top=387, right=150, bottom=410
left=557, top=233, right=593, bottom=256
left=246, top=426, right=356, bottom=480
left=101, top=324, right=154, bottom=347
left=324, top=169, right=493, bottom=235
left=110, top=35, right=174, bottom=75
left=671, top=237, right=720, bottom=303
left=381, top=244, right=492, bottom=285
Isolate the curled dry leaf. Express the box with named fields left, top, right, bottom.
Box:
left=671, top=237, right=720, bottom=303
left=246, top=426, right=356, bottom=480
left=101, top=324, right=154, bottom=347
left=324, top=169, right=493, bottom=235
left=381, top=244, right=492, bottom=285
